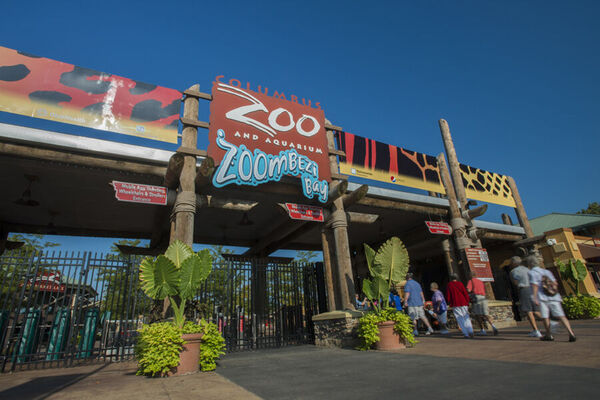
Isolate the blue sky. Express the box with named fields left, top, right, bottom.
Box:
left=1, top=1, right=599, bottom=253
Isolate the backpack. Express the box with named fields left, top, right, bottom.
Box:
left=541, top=275, right=558, bottom=296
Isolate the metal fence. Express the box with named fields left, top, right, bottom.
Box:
left=0, top=250, right=326, bottom=372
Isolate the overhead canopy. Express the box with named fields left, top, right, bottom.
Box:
left=0, top=123, right=525, bottom=260
left=578, top=243, right=600, bottom=260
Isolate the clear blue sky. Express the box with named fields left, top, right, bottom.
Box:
left=1, top=1, right=599, bottom=252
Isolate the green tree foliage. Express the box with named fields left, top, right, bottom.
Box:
left=576, top=202, right=600, bottom=215
left=295, top=250, right=318, bottom=264
left=94, top=239, right=149, bottom=320
left=1, top=234, right=60, bottom=299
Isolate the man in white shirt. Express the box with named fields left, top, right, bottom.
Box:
left=527, top=255, right=576, bottom=342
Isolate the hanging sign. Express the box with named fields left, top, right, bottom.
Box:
left=465, top=248, right=494, bottom=282
left=112, top=181, right=167, bottom=205
left=208, top=77, right=330, bottom=203
left=285, top=203, right=324, bottom=222
left=425, top=221, right=453, bottom=235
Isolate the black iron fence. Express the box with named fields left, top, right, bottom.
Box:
left=0, top=250, right=326, bottom=372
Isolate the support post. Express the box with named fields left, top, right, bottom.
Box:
left=507, top=176, right=534, bottom=238
left=172, top=85, right=200, bottom=247
left=321, top=228, right=338, bottom=311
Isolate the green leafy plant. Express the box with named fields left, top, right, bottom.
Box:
left=197, top=319, right=226, bottom=371
left=357, top=308, right=416, bottom=350
left=135, top=322, right=184, bottom=376
left=362, top=237, right=410, bottom=312
left=562, top=295, right=600, bottom=319
left=555, top=259, right=587, bottom=295
left=357, top=237, right=415, bottom=349
left=139, top=240, right=212, bottom=328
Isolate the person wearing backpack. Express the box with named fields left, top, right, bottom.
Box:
left=526, top=255, right=576, bottom=342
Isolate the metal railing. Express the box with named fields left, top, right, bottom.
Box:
left=0, top=251, right=326, bottom=371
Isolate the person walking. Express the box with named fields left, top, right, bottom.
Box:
left=509, top=256, right=542, bottom=337
left=429, top=282, right=449, bottom=334
left=446, top=273, right=474, bottom=338
left=403, top=273, right=434, bottom=336
left=527, top=255, right=576, bottom=342
left=388, top=288, right=403, bottom=311
left=467, top=273, right=499, bottom=336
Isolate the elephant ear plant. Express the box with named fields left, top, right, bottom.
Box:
left=136, top=241, right=225, bottom=376
left=140, top=240, right=212, bottom=329
left=357, top=237, right=416, bottom=350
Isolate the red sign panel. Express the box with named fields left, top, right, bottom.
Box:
left=0, top=46, right=181, bottom=143
left=24, top=271, right=66, bottom=293
left=465, top=248, right=494, bottom=282
left=425, top=221, right=453, bottom=235
left=112, top=181, right=167, bottom=205
left=285, top=203, right=324, bottom=222
left=208, top=80, right=331, bottom=182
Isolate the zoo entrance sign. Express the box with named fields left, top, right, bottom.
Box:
left=208, top=77, right=331, bottom=203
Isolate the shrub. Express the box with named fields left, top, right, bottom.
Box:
left=135, top=322, right=184, bottom=377
left=562, top=295, right=600, bottom=319
left=197, top=319, right=226, bottom=371
left=357, top=308, right=416, bottom=350
left=135, top=320, right=227, bottom=376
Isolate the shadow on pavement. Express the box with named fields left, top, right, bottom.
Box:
left=0, top=364, right=108, bottom=400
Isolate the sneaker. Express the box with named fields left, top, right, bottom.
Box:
left=425, top=330, right=432, bottom=335
left=528, top=330, right=543, bottom=338
left=569, top=335, right=577, bottom=342
left=475, top=330, right=487, bottom=336
left=540, top=335, right=554, bottom=341
left=440, top=329, right=450, bottom=335
left=550, top=321, right=560, bottom=333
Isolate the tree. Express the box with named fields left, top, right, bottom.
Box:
left=1, top=234, right=60, bottom=300
left=577, top=202, right=600, bottom=215
left=7, top=233, right=60, bottom=254
left=295, top=250, right=318, bottom=264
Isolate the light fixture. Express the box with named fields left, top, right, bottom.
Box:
left=14, top=174, right=40, bottom=207
left=238, top=212, right=254, bottom=226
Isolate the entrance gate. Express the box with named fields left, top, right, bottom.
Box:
left=0, top=250, right=326, bottom=372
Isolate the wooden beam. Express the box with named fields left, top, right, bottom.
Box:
left=176, top=146, right=208, bottom=158
left=0, top=142, right=166, bottom=177
left=164, top=153, right=184, bottom=189
left=180, top=117, right=209, bottom=129
left=482, top=232, right=525, bottom=242
left=341, top=184, right=369, bottom=208
left=346, top=212, right=378, bottom=224
left=183, top=89, right=212, bottom=100
left=195, top=157, right=215, bottom=191
left=327, top=180, right=348, bottom=204
left=197, top=195, right=258, bottom=211
left=328, top=149, right=346, bottom=157
left=463, top=204, right=488, bottom=220
left=324, top=123, right=343, bottom=131
left=357, top=197, right=448, bottom=216
left=116, top=244, right=163, bottom=256
left=507, top=176, right=534, bottom=238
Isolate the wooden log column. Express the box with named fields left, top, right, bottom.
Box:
left=439, top=119, right=494, bottom=298
left=172, top=84, right=200, bottom=247
left=507, top=176, right=534, bottom=238
left=324, top=128, right=356, bottom=310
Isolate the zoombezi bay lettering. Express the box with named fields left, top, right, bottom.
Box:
left=213, top=130, right=329, bottom=203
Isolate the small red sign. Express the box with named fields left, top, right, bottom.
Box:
left=23, top=271, right=66, bottom=293
left=285, top=203, right=324, bottom=222
left=425, top=221, right=453, bottom=235
left=465, top=248, right=494, bottom=282
left=112, top=181, right=168, bottom=205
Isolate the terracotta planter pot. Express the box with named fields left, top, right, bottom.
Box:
left=170, top=333, right=203, bottom=376
left=375, top=321, right=405, bottom=351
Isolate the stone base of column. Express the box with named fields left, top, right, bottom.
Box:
left=446, top=300, right=517, bottom=330
left=312, top=310, right=364, bottom=349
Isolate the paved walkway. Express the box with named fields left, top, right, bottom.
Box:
left=0, top=320, right=598, bottom=399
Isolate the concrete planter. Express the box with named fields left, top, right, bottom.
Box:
left=169, top=333, right=203, bottom=376
left=375, top=321, right=405, bottom=351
